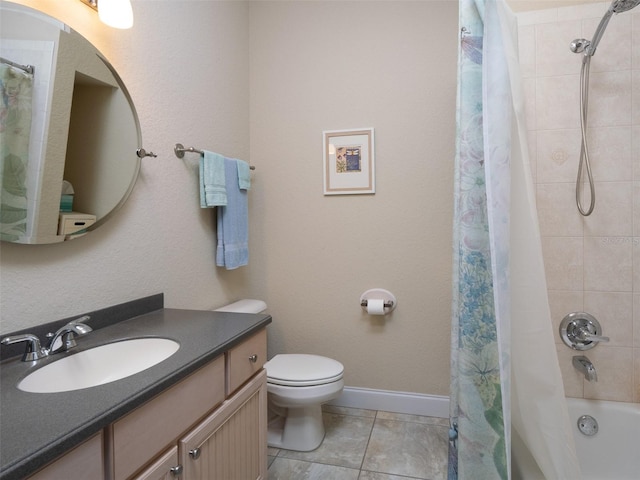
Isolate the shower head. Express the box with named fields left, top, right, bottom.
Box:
left=572, top=0, right=640, bottom=57
left=610, top=0, right=640, bottom=13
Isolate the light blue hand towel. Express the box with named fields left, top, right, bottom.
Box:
left=237, top=160, right=251, bottom=190
left=199, top=150, right=227, bottom=207
left=216, top=158, right=249, bottom=269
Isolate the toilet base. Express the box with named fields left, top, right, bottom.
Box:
left=267, top=405, right=325, bottom=451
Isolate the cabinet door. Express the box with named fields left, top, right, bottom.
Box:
left=131, top=447, right=181, bottom=480
left=179, top=369, right=267, bottom=480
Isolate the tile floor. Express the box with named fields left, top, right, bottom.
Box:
left=267, top=405, right=449, bottom=480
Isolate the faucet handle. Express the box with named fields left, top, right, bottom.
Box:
left=560, top=312, right=609, bottom=350
left=66, top=316, right=92, bottom=332
left=576, top=328, right=609, bottom=343
left=1, top=334, right=46, bottom=362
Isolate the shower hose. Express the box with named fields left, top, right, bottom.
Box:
left=576, top=55, right=596, bottom=216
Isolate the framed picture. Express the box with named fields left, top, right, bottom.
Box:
left=323, top=128, right=375, bottom=195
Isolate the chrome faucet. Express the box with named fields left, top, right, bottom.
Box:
left=46, top=316, right=93, bottom=354
left=0, top=333, right=46, bottom=362
left=1, top=316, right=92, bottom=362
left=573, top=355, right=597, bottom=382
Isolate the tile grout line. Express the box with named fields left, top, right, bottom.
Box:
left=356, top=409, right=378, bottom=477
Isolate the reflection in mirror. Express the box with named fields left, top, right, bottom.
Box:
left=0, top=1, right=141, bottom=244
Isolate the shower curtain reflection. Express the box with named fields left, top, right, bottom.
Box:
left=449, top=1, right=581, bottom=478
left=0, top=62, right=32, bottom=241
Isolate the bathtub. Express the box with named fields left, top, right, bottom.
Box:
left=567, top=397, right=640, bottom=480
left=512, top=398, right=640, bottom=480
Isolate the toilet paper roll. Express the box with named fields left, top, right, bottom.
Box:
left=367, top=299, right=386, bottom=315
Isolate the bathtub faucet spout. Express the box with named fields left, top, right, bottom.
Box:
left=573, top=355, right=597, bottom=382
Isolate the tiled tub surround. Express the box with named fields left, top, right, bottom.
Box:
left=0, top=298, right=271, bottom=480
left=517, top=2, right=640, bottom=403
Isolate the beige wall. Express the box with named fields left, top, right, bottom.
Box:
left=248, top=1, right=457, bottom=394
left=0, top=0, right=253, bottom=332
left=1, top=0, right=457, bottom=396
left=517, top=1, right=640, bottom=403
left=7, top=0, right=621, bottom=400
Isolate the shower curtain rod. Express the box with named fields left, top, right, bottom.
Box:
left=174, top=143, right=255, bottom=169
left=0, top=57, right=34, bottom=75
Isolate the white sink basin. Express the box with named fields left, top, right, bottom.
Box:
left=18, top=338, right=180, bottom=393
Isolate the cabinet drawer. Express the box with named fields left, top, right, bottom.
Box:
left=226, top=329, right=267, bottom=395
left=28, top=432, right=103, bottom=480
left=110, top=356, right=225, bottom=480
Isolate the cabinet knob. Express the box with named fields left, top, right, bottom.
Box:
left=189, top=447, right=201, bottom=460
left=170, top=464, right=183, bottom=477
left=248, top=354, right=258, bottom=363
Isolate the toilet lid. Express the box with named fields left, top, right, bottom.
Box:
left=265, top=354, right=344, bottom=386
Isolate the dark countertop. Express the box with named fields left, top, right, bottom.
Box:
left=0, top=308, right=271, bottom=480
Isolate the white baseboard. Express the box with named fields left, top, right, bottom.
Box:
left=327, top=386, right=450, bottom=418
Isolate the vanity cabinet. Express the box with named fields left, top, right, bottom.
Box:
left=111, top=356, right=226, bottom=479
left=26, top=433, right=104, bottom=480
left=113, top=329, right=267, bottom=480
left=179, top=369, right=267, bottom=480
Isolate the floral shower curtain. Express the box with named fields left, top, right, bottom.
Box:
left=448, top=0, right=509, bottom=477
left=449, top=0, right=581, bottom=479
left=0, top=62, right=32, bottom=241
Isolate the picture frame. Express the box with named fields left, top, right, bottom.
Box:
left=323, top=128, right=375, bottom=195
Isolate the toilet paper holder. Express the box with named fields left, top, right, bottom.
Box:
left=360, top=299, right=394, bottom=308
left=360, top=288, right=397, bottom=314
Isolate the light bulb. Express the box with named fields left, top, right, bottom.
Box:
left=98, top=0, right=134, bottom=29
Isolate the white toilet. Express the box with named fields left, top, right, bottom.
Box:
left=215, top=299, right=344, bottom=452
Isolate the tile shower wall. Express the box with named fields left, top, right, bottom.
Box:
left=517, top=2, right=639, bottom=403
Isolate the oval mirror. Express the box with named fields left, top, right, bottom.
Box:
left=0, top=2, right=141, bottom=244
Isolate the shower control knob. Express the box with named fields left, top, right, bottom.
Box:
left=559, top=312, right=608, bottom=350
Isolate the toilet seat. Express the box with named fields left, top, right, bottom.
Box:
left=265, top=354, right=344, bottom=387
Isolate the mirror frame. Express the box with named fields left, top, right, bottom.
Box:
left=84, top=52, right=142, bottom=234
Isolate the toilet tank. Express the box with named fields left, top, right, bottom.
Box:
left=214, top=299, right=267, bottom=314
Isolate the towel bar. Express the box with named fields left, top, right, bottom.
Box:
left=1, top=56, right=34, bottom=75
left=174, top=143, right=255, bottom=170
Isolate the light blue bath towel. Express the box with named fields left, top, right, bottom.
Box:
left=199, top=150, right=227, bottom=207
left=216, top=158, right=249, bottom=269
left=237, top=160, right=251, bottom=190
